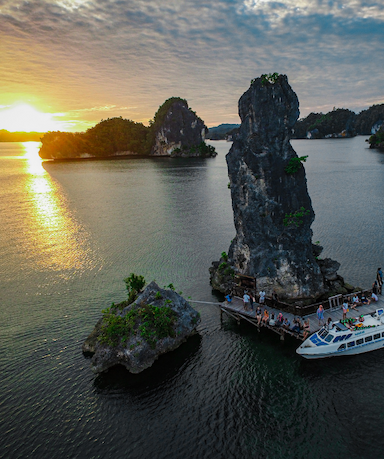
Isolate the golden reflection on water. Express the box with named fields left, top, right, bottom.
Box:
left=22, top=142, right=98, bottom=275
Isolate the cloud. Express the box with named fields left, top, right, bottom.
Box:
left=241, top=0, right=384, bottom=23
left=0, top=0, right=383, bottom=129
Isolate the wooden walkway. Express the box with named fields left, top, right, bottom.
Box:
left=219, top=296, right=384, bottom=341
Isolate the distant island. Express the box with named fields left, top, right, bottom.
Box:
left=0, top=129, right=43, bottom=142
left=39, top=97, right=216, bottom=160
left=206, top=104, right=384, bottom=142
left=292, top=104, right=384, bottom=139
left=83, top=275, right=201, bottom=374
left=206, top=124, right=240, bottom=140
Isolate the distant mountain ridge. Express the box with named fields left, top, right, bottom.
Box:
left=0, top=130, right=43, bottom=142
left=206, top=124, right=240, bottom=140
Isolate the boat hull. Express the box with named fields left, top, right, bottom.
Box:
left=298, top=340, right=384, bottom=359
left=296, top=309, right=384, bottom=359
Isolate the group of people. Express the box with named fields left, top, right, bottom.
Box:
left=252, top=306, right=311, bottom=339
left=316, top=269, right=383, bottom=325
left=230, top=290, right=308, bottom=339
left=241, top=290, right=266, bottom=311
left=224, top=270, right=384, bottom=340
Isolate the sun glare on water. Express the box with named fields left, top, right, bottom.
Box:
left=0, top=103, right=64, bottom=132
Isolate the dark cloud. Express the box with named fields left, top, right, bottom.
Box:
left=0, top=0, right=383, bottom=128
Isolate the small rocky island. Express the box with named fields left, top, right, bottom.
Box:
left=368, top=124, right=384, bottom=150
left=210, top=74, right=351, bottom=301
left=39, top=97, right=216, bottom=160
left=83, top=277, right=200, bottom=374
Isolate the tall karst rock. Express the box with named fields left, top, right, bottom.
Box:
left=150, top=97, right=216, bottom=157
left=211, top=74, right=345, bottom=300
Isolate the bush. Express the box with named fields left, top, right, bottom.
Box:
left=218, top=262, right=227, bottom=271
left=124, top=273, right=146, bottom=303
left=283, top=207, right=310, bottom=227
left=261, top=73, right=280, bottom=85
left=285, top=156, right=308, bottom=174
left=99, top=301, right=176, bottom=349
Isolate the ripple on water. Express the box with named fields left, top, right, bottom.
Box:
left=2, top=139, right=384, bottom=458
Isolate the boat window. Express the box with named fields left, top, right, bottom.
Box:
left=347, top=341, right=355, bottom=348
left=356, top=338, right=363, bottom=345
left=338, top=344, right=346, bottom=350
left=365, top=336, right=373, bottom=342
left=319, top=329, right=328, bottom=339
left=325, top=334, right=334, bottom=343
left=374, top=333, right=380, bottom=340
left=382, top=332, right=384, bottom=338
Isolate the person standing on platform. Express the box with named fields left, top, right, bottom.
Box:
left=317, top=304, right=325, bottom=326
left=303, top=319, right=311, bottom=340
left=342, top=301, right=348, bottom=320
left=272, top=291, right=279, bottom=307
left=377, top=268, right=383, bottom=294
left=243, top=291, right=250, bottom=311
left=259, top=290, right=266, bottom=304
left=249, top=294, right=254, bottom=311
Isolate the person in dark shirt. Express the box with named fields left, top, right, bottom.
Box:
left=377, top=268, right=383, bottom=294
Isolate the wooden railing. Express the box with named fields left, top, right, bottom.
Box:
left=246, top=288, right=373, bottom=317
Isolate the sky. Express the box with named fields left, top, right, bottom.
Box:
left=0, top=0, right=383, bottom=132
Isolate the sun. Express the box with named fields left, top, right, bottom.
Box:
left=0, top=103, right=65, bottom=132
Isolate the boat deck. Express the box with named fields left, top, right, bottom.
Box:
left=219, top=296, right=384, bottom=340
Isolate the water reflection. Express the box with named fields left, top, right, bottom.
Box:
left=21, top=142, right=99, bottom=275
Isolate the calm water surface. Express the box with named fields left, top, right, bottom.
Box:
left=1, top=138, right=383, bottom=459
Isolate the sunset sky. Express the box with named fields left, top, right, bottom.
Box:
left=1, top=0, right=383, bottom=132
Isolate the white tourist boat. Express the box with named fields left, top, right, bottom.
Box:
left=296, top=308, right=384, bottom=359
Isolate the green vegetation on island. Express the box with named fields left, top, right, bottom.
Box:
left=368, top=125, right=384, bottom=150
left=39, top=118, right=150, bottom=159
left=284, top=155, right=308, bottom=174
left=99, top=302, right=176, bottom=349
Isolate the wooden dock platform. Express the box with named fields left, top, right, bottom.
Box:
left=219, top=295, right=384, bottom=341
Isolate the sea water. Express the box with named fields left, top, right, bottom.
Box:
left=1, top=137, right=383, bottom=458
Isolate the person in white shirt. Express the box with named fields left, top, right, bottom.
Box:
left=243, top=291, right=250, bottom=310
left=259, top=290, right=266, bottom=304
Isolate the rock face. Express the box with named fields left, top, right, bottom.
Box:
left=83, top=281, right=200, bottom=374
left=151, top=98, right=216, bottom=157
left=213, top=74, right=344, bottom=300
